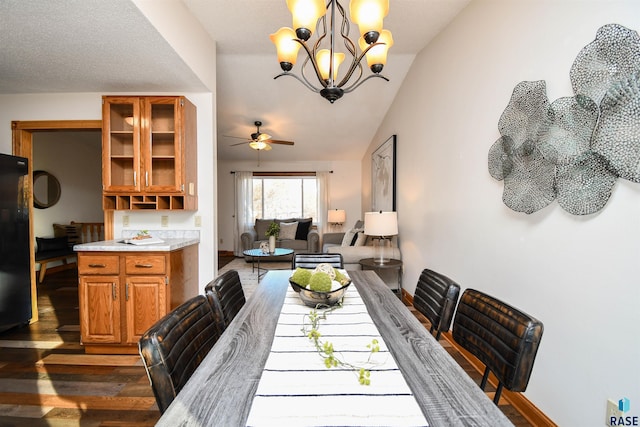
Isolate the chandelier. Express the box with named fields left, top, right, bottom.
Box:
left=270, top=0, right=393, bottom=103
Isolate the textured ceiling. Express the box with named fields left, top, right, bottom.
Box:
left=0, top=0, right=470, bottom=163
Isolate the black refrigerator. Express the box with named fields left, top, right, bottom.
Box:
left=0, top=153, right=31, bottom=332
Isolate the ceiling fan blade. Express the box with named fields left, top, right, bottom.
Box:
left=224, top=135, right=250, bottom=140
left=231, top=141, right=250, bottom=146
left=268, top=139, right=295, bottom=145
left=257, top=133, right=272, bottom=142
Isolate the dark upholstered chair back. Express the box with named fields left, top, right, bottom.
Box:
left=413, top=268, right=460, bottom=340
left=293, top=253, right=344, bottom=269
left=204, top=269, right=245, bottom=327
left=452, top=289, right=543, bottom=404
left=138, top=295, right=222, bottom=413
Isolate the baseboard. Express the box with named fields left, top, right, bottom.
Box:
left=218, top=250, right=235, bottom=257
left=402, top=292, right=557, bottom=427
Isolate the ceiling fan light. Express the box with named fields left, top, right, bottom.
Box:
left=359, top=29, right=393, bottom=72
left=316, top=49, right=345, bottom=81
left=270, top=27, right=301, bottom=68
left=249, top=141, right=268, bottom=150
left=286, top=0, right=325, bottom=41
left=350, top=0, right=388, bottom=42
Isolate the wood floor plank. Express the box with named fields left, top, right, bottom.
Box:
left=37, top=354, right=142, bottom=366
left=0, top=403, right=53, bottom=418
left=0, top=379, right=125, bottom=397
left=0, top=340, right=83, bottom=350
left=0, top=393, right=156, bottom=411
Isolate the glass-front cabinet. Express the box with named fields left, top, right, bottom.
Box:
left=102, top=96, right=197, bottom=210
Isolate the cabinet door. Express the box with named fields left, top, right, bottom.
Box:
left=102, top=97, right=142, bottom=192
left=142, top=97, right=182, bottom=193
left=124, top=276, right=167, bottom=344
left=79, top=276, right=121, bottom=344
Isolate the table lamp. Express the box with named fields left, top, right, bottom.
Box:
left=364, top=211, right=398, bottom=264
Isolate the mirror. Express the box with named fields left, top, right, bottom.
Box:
left=33, top=170, right=61, bottom=209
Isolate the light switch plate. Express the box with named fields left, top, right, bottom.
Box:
left=161, top=216, right=169, bottom=227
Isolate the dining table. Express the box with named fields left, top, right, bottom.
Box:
left=156, top=270, right=513, bottom=426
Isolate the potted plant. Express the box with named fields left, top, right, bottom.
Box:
left=265, top=221, right=280, bottom=253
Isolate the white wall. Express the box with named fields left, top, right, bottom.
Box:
left=365, top=1, right=640, bottom=425
left=0, top=92, right=216, bottom=290
left=216, top=160, right=362, bottom=252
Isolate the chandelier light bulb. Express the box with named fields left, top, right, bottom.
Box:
left=287, top=0, right=325, bottom=41
left=270, top=27, right=302, bottom=71
left=316, top=49, right=345, bottom=81
left=350, top=0, right=389, bottom=44
left=359, top=29, right=393, bottom=73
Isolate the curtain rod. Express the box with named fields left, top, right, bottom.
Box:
left=230, top=171, right=333, bottom=174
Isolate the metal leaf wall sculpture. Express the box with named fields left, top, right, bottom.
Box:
left=489, top=23, right=640, bottom=215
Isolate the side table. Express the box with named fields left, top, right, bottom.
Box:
left=358, top=258, right=403, bottom=296
left=243, top=248, right=294, bottom=281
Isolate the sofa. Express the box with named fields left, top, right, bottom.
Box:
left=323, top=220, right=401, bottom=270
left=241, top=218, right=320, bottom=262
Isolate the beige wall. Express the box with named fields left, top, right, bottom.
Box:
left=366, top=1, right=640, bottom=425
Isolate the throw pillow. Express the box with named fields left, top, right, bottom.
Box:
left=36, top=236, right=69, bottom=253
left=353, top=232, right=367, bottom=246
left=279, top=221, right=298, bottom=240
left=341, top=228, right=363, bottom=246
left=295, top=218, right=312, bottom=240
left=255, top=219, right=274, bottom=239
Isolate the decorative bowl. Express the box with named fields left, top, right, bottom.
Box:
left=289, top=279, right=351, bottom=307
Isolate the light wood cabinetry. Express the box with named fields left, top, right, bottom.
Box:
left=77, top=245, right=198, bottom=354
left=102, top=96, right=197, bottom=210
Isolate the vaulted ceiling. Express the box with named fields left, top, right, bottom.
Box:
left=0, top=0, right=469, bottom=163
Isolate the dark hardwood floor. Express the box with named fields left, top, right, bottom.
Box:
left=0, top=260, right=534, bottom=426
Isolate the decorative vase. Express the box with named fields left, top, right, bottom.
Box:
left=269, top=235, right=276, bottom=253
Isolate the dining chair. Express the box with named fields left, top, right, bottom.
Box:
left=138, top=295, right=223, bottom=413
left=412, top=268, right=460, bottom=340
left=452, top=288, right=544, bottom=404
left=292, top=253, right=344, bottom=269
left=204, top=269, right=246, bottom=327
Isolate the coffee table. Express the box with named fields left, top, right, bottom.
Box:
left=243, top=248, right=294, bottom=281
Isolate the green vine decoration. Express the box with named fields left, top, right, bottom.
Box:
left=301, top=304, right=381, bottom=385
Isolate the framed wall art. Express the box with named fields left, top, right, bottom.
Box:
left=371, top=135, right=396, bottom=212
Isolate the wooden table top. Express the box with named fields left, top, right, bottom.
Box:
left=156, top=270, right=513, bottom=427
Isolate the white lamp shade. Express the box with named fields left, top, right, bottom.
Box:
left=364, top=211, right=397, bottom=236
left=328, top=209, right=346, bottom=223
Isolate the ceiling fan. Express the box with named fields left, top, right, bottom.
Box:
left=228, top=121, right=294, bottom=151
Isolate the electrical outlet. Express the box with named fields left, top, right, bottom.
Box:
left=195, top=215, right=201, bottom=227
left=161, top=215, right=169, bottom=227
left=122, top=215, right=129, bottom=227
left=606, top=399, right=623, bottom=426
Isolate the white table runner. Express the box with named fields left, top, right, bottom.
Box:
left=246, top=281, right=429, bottom=427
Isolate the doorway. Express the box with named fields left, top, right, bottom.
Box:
left=12, top=120, right=109, bottom=323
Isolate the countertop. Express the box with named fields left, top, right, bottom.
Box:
left=73, top=230, right=199, bottom=252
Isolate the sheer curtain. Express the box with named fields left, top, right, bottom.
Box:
left=316, top=171, right=330, bottom=237
left=234, top=171, right=254, bottom=256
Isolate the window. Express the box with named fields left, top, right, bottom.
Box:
left=253, top=176, right=318, bottom=220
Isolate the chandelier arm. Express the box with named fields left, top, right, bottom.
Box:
left=273, top=72, right=321, bottom=93
left=342, top=73, right=389, bottom=94
left=300, top=55, right=325, bottom=91
left=295, top=39, right=328, bottom=89
left=336, top=41, right=383, bottom=88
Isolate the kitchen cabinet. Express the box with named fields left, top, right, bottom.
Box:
left=77, top=245, right=198, bottom=354
left=102, top=96, right=197, bottom=210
